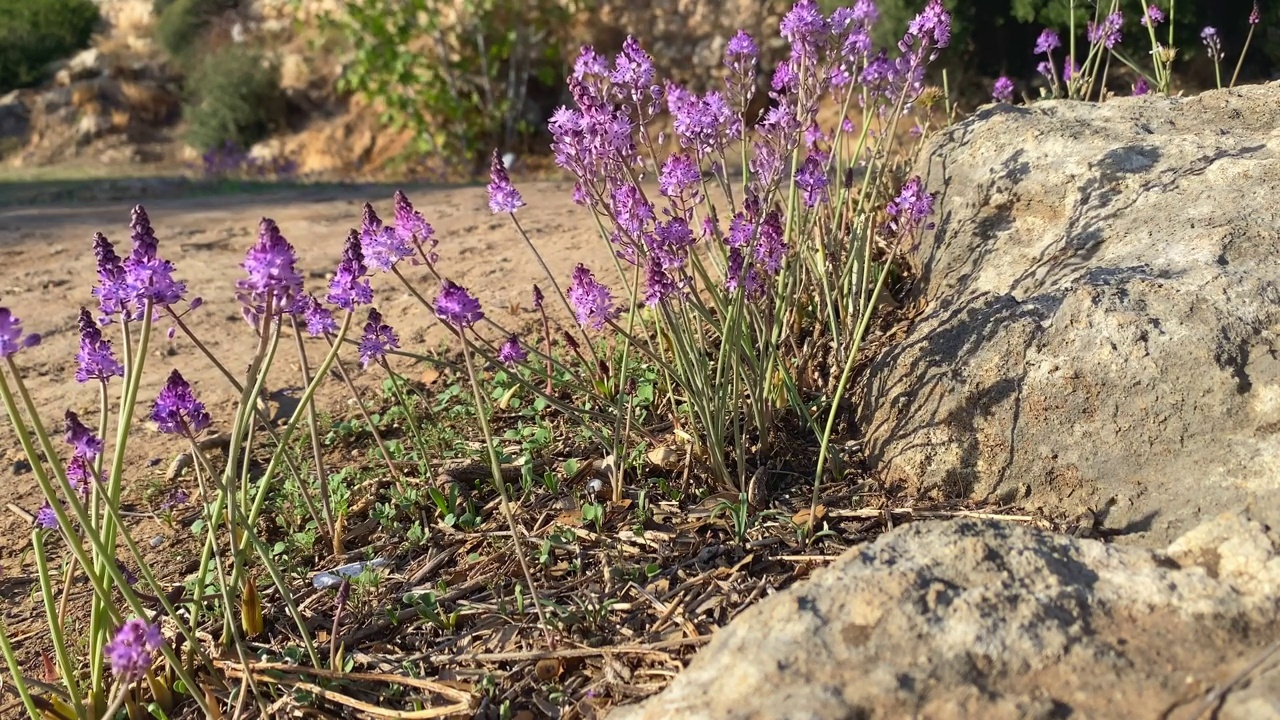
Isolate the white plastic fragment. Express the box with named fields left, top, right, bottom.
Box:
left=312, top=558, right=391, bottom=589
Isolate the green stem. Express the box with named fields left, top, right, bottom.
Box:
left=33, top=532, right=86, bottom=720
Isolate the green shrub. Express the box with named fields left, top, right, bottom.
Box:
left=0, top=0, right=100, bottom=93
left=154, top=0, right=239, bottom=62
left=182, top=46, right=284, bottom=151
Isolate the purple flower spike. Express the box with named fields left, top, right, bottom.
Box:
left=755, top=210, right=788, bottom=275
left=75, top=308, right=123, bottom=383
left=992, top=76, right=1015, bottom=103
left=497, top=336, right=527, bottom=366
left=357, top=307, right=399, bottom=369
left=610, top=36, right=656, bottom=97
left=795, top=154, right=830, bottom=208
left=327, top=231, right=373, bottom=311
left=295, top=294, right=338, bottom=337
left=567, top=265, right=618, bottom=330
left=67, top=455, right=93, bottom=497
left=573, top=46, right=609, bottom=80
left=151, top=369, right=211, bottom=437
left=907, top=0, right=952, bottom=49
left=1133, top=77, right=1150, bottom=96
left=1141, top=5, right=1165, bottom=27
left=105, top=618, right=163, bottom=683
left=0, top=308, right=40, bottom=358
left=780, top=0, right=829, bottom=61
left=1034, top=28, right=1060, bottom=55
left=64, top=410, right=103, bottom=461
left=393, top=190, right=436, bottom=264
left=487, top=149, right=525, bottom=214
left=92, top=233, right=130, bottom=319
left=1087, top=12, right=1123, bottom=49
left=883, top=176, right=936, bottom=236
left=532, top=285, right=544, bottom=310
left=238, top=218, right=303, bottom=317
left=659, top=152, right=701, bottom=199
left=35, top=502, right=58, bottom=530
left=725, top=30, right=758, bottom=69
left=358, top=203, right=414, bottom=272
left=124, top=206, right=185, bottom=312
left=1201, top=27, right=1223, bottom=62
left=1250, top=2, right=1261, bottom=24
left=434, top=280, right=484, bottom=330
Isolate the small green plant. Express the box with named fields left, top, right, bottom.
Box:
left=154, top=0, right=239, bottom=63
left=182, top=45, right=284, bottom=152
left=0, top=0, right=99, bottom=93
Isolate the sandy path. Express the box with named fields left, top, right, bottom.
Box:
left=0, top=180, right=616, bottom=549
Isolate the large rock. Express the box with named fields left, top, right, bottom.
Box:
left=858, top=83, right=1280, bottom=545
left=612, top=515, right=1280, bottom=720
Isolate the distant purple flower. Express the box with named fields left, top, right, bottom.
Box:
left=726, top=212, right=752, bottom=249
left=151, top=369, right=210, bottom=436
left=66, top=455, right=93, bottom=497
left=365, top=226, right=414, bottom=273
left=992, top=76, right=1015, bottom=103
left=725, top=247, right=762, bottom=300
left=1087, top=12, right=1123, bottom=49
left=75, top=308, right=122, bottom=383
left=64, top=410, right=102, bottom=461
left=92, top=232, right=130, bottom=318
left=357, top=308, right=399, bottom=369
left=770, top=59, right=798, bottom=93
left=1036, top=60, right=1054, bottom=81
left=883, top=176, right=935, bottom=236
left=161, top=489, right=189, bottom=510
left=755, top=210, right=787, bottom=274
left=1250, top=2, right=1261, bottom=24
left=238, top=218, right=303, bottom=318
left=567, top=265, right=618, bottom=329
left=0, top=308, right=39, bottom=358
left=643, top=255, right=681, bottom=306
left=794, top=154, right=830, bottom=208
left=749, top=141, right=785, bottom=192
left=724, top=30, right=758, bottom=75
left=393, top=190, right=436, bottom=264
left=659, top=152, right=702, bottom=199
left=1141, top=5, right=1165, bottom=27
left=672, top=90, right=735, bottom=156
left=1201, top=26, right=1223, bottom=62
left=36, top=502, right=58, bottom=529
left=1063, top=58, right=1080, bottom=82
left=327, top=231, right=373, bottom=311
left=295, top=294, right=338, bottom=337
left=434, top=280, right=484, bottom=330
left=497, top=336, right=527, bottom=366
left=123, top=206, right=185, bottom=312
left=1034, top=28, right=1061, bottom=55
left=648, top=216, right=696, bottom=271
left=487, top=149, right=525, bottom=214
left=1133, top=77, right=1150, bottom=95
left=532, top=285, right=544, bottom=311
left=105, top=618, right=163, bottom=682
left=780, top=0, right=829, bottom=61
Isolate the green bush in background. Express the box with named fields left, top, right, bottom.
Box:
left=155, top=0, right=240, bottom=65
left=324, top=0, right=586, bottom=168
left=0, top=0, right=100, bottom=94
left=182, top=46, right=285, bottom=151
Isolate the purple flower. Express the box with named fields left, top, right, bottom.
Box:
left=123, top=206, right=186, bottom=312
left=327, top=231, right=373, bottom=311
left=1141, top=5, right=1165, bottom=27
left=1087, top=12, right=1123, bottom=49
left=161, top=489, right=189, bottom=509
left=74, top=308, right=122, bottom=383
left=1201, top=26, right=1223, bottom=62
left=151, top=369, right=211, bottom=436
left=610, top=183, right=655, bottom=238
left=1250, top=2, right=1261, bottom=24
left=356, top=203, right=413, bottom=272
left=1133, top=77, right=1150, bottom=95
left=92, top=232, right=130, bottom=319
left=393, top=190, right=436, bottom=264
left=1036, top=60, right=1054, bottom=81
left=1034, top=28, right=1060, bottom=55
left=532, top=285, right=545, bottom=311
left=795, top=154, right=829, bottom=208
left=67, top=455, right=93, bottom=497
left=643, top=255, right=681, bottom=306
left=294, top=294, right=338, bottom=337
left=725, top=247, right=762, bottom=299
left=883, top=176, right=935, bottom=236
left=770, top=59, right=797, bottom=93
left=671, top=90, right=735, bottom=156
left=64, top=410, right=102, bottom=461
left=724, top=30, right=758, bottom=71
left=357, top=307, right=399, bottom=369
left=992, top=76, right=1015, bottom=103
left=755, top=210, right=787, bottom=274
left=238, top=218, right=303, bottom=318
left=105, top=618, right=163, bottom=682
left=648, top=216, right=696, bottom=272
left=573, top=46, right=609, bottom=80
left=567, top=265, right=618, bottom=329
left=906, top=0, right=952, bottom=49
left=487, top=149, right=525, bottom=214
left=660, top=152, right=702, bottom=199
left=610, top=36, right=656, bottom=98
left=434, top=280, right=484, bottom=330
left=780, top=0, right=829, bottom=61
left=1063, top=58, right=1080, bottom=82
left=497, top=336, right=527, bottom=366
left=0, top=308, right=40, bottom=358
left=35, top=502, right=58, bottom=529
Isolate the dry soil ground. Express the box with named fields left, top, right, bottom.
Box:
left=0, top=179, right=617, bottom=565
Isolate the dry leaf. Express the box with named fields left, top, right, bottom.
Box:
left=792, top=504, right=827, bottom=527
left=646, top=446, right=681, bottom=469
left=419, top=367, right=442, bottom=385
